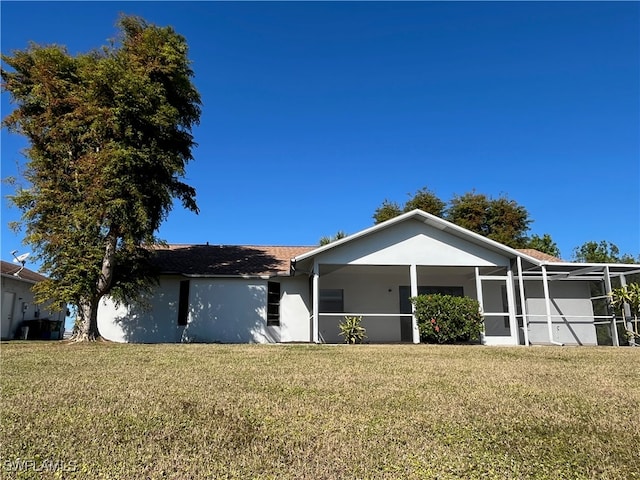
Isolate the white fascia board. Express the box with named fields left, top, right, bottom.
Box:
left=292, top=209, right=543, bottom=266
left=0, top=272, right=40, bottom=285
left=179, top=274, right=275, bottom=280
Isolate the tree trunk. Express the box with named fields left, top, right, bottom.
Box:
left=72, top=231, right=118, bottom=342
left=97, top=229, right=118, bottom=295
left=73, top=298, right=100, bottom=342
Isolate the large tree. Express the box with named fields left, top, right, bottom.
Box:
left=2, top=16, right=201, bottom=341
left=372, top=188, right=535, bottom=249
left=373, top=188, right=445, bottom=224
left=445, top=192, right=532, bottom=248
left=402, top=187, right=446, bottom=218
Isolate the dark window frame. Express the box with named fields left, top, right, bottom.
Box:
left=267, top=281, right=281, bottom=326
left=178, top=280, right=190, bottom=326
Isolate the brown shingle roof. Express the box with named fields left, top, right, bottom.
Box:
left=152, top=245, right=565, bottom=277
left=1, top=246, right=563, bottom=282
left=151, top=245, right=315, bottom=277
left=517, top=249, right=563, bottom=262
left=0, top=260, right=48, bottom=283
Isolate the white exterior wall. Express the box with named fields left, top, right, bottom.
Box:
left=311, top=219, right=510, bottom=267
left=99, top=276, right=276, bottom=343
left=279, top=276, right=311, bottom=342
left=98, top=276, right=184, bottom=343
left=1, top=276, right=64, bottom=340
left=524, top=280, right=597, bottom=346
left=187, top=278, right=272, bottom=343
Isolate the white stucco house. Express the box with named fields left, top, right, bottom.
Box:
left=1, top=261, right=66, bottom=340
left=98, top=210, right=640, bottom=346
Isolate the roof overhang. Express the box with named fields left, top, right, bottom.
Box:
left=0, top=272, right=41, bottom=285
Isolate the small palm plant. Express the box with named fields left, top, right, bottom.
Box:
left=610, top=283, right=640, bottom=346
left=339, top=316, right=366, bottom=344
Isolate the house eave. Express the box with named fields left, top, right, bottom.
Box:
left=161, top=272, right=292, bottom=280
left=0, top=272, right=40, bottom=285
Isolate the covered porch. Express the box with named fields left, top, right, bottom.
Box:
left=306, top=260, right=640, bottom=346
left=290, top=210, right=640, bottom=347
left=309, top=263, right=522, bottom=346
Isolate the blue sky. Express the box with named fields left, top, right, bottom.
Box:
left=2, top=1, right=639, bottom=268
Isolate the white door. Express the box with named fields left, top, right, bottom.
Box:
left=2, top=291, right=16, bottom=339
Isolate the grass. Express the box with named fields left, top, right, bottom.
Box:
left=1, top=342, right=639, bottom=479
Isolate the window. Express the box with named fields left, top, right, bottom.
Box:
left=319, top=289, right=344, bottom=313
left=267, top=282, right=281, bottom=326
left=178, top=280, right=190, bottom=326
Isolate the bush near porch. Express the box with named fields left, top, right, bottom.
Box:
left=412, top=294, right=483, bottom=344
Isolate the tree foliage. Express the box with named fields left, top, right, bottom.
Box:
left=1, top=15, right=201, bottom=341
left=373, top=188, right=445, bottom=225
left=319, top=230, right=347, bottom=246
left=372, top=199, right=403, bottom=224
left=572, top=241, right=638, bottom=264
left=525, top=234, right=561, bottom=258
left=373, top=188, right=532, bottom=249
left=447, top=192, right=531, bottom=248
left=402, top=187, right=446, bottom=217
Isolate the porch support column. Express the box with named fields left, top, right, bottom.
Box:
left=474, top=267, right=485, bottom=344
left=541, top=265, right=562, bottom=345
left=506, top=265, right=518, bottom=346
left=312, top=264, right=319, bottom=344
left=603, top=265, right=619, bottom=347
left=517, top=256, right=529, bottom=346
left=410, top=264, right=419, bottom=344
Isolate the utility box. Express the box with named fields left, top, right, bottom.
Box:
left=18, top=319, right=64, bottom=340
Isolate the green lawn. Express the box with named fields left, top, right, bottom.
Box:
left=1, top=342, right=638, bottom=479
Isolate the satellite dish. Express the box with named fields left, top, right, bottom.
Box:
left=13, top=252, right=30, bottom=264
left=10, top=251, right=30, bottom=277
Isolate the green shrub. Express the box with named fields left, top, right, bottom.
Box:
left=411, top=294, right=483, bottom=344
left=339, top=316, right=367, bottom=344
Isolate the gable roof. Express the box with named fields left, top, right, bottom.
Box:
left=0, top=260, right=48, bottom=283
left=292, top=209, right=543, bottom=266
left=151, top=244, right=314, bottom=277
